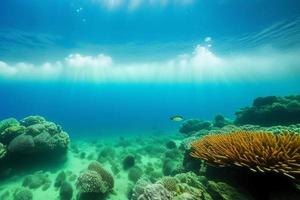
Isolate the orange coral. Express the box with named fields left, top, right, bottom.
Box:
left=190, top=131, right=300, bottom=179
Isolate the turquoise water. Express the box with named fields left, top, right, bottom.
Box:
left=1, top=80, right=300, bottom=137
left=1, top=1, right=300, bottom=200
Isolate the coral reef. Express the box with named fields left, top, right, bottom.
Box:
left=131, top=179, right=173, bottom=200
left=13, top=187, right=33, bottom=200
left=0, top=125, right=25, bottom=145
left=210, top=124, right=300, bottom=135
left=8, top=135, right=35, bottom=155
left=213, top=114, right=231, bottom=128
left=122, top=155, right=135, bottom=170
left=139, top=184, right=173, bottom=199
left=22, top=172, right=51, bottom=190
left=55, top=171, right=67, bottom=188
left=76, top=170, right=107, bottom=193
left=0, top=116, right=70, bottom=165
left=131, top=172, right=250, bottom=200
left=180, top=123, right=300, bottom=151
left=128, top=166, right=144, bottom=183
left=179, top=119, right=211, bottom=136
left=235, top=95, right=300, bottom=126
left=87, top=161, right=114, bottom=191
left=97, top=146, right=116, bottom=163
left=191, top=131, right=300, bottom=179
left=20, top=116, right=46, bottom=127
left=59, top=181, right=73, bottom=200
left=165, top=140, right=177, bottom=149
left=76, top=161, right=114, bottom=199
left=2, top=111, right=300, bottom=200
left=157, top=176, right=178, bottom=192
left=162, top=159, right=181, bottom=176
left=207, top=181, right=250, bottom=200
left=0, top=118, right=19, bottom=134
left=0, top=142, right=6, bottom=160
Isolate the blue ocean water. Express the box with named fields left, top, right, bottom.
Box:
left=1, top=1, right=300, bottom=200
left=1, top=79, right=300, bottom=138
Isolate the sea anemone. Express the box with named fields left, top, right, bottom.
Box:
left=190, top=131, right=300, bottom=179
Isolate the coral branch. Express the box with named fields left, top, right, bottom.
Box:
left=190, top=131, right=300, bottom=179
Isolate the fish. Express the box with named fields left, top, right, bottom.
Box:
left=170, top=115, right=184, bottom=122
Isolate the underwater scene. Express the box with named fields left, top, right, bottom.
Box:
left=1, top=0, right=300, bottom=200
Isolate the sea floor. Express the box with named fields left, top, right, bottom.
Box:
left=1, top=124, right=300, bottom=200
left=0, top=129, right=184, bottom=200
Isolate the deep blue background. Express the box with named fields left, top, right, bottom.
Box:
left=1, top=79, right=300, bottom=137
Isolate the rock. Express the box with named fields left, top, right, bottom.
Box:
left=0, top=116, right=70, bottom=162
left=76, top=170, right=107, bottom=194
left=147, top=170, right=164, bottom=183
left=42, top=181, right=51, bottom=191
left=179, top=119, right=211, bottom=136
left=80, top=152, right=86, bottom=159
left=137, top=183, right=173, bottom=200
left=0, top=125, right=25, bottom=145
left=162, top=159, right=182, bottom=176
left=33, top=130, right=69, bottom=154
left=0, top=142, right=6, bottom=160
left=110, top=163, right=120, bottom=175
left=213, top=115, right=231, bottom=128
left=22, top=172, right=50, bottom=189
left=8, top=135, right=35, bottom=155
left=158, top=176, right=178, bottom=192
left=172, top=193, right=197, bottom=200
left=0, top=118, right=19, bottom=133
left=131, top=178, right=150, bottom=200
left=87, top=161, right=114, bottom=191
left=69, top=174, right=77, bottom=182
left=128, top=166, right=143, bottom=183
left=33, top=132, right=52, bottom=151
left=175, top=172, right=204, bottom=189
left=182, top=149, right=203, bottom=173
left=25, top=124, right=46, bottom=137
left=98, top=146, right=115, bottom=161
left=170, top=172, right=213, bottom=200
left=47, top=132, right=69, bottom=153
left=0, top=190, right=10, bottom=200
left=122, top=155, right=135, bottom=170
left=141, top=144, right=166, bottom=157
left=235, top=95, right=300, bottom=126
left=87, top=153, right=95, bottom=160
left=13, top=187, right=33, bottom=200
left=165, top=149, right=182, bottom=160
left=253, top=96, right=278, bottom=107
left=207, top=181, right=251, bottom=200
left=165, top=140, right=177, bottom=149
left=60, top=181, right=73, bottom=200
left=136, top=172, right=214, bottom=200
left=55, top=171, right=66, bottom=188
left=131, top=178, right=173, bottom=200
left=20, top=116, right=46, bottom=127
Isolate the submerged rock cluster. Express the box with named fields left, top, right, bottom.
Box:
left=179, top=119, right=212, bottom=136
left=235, top=95, right=300, bottom=126
left=131, top=172, right=250, bottom=200
left=76, top=161, right=114, bottom=199
left=0, top=116, right=70, bottom=167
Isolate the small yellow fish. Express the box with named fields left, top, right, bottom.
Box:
left=170, top=115, right=184, bottom=122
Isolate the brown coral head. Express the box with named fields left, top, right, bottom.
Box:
left=190, top=131, right=300, bottom=179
